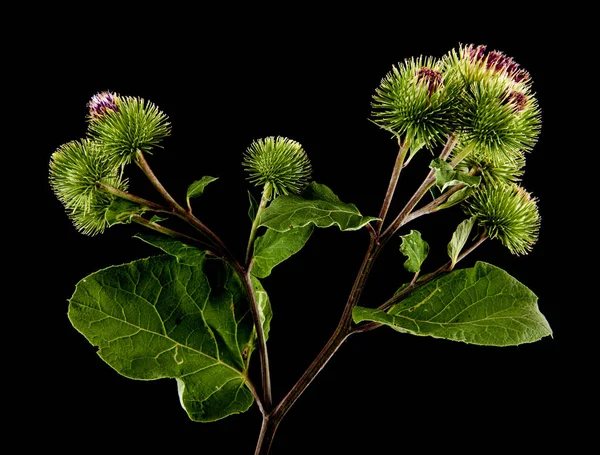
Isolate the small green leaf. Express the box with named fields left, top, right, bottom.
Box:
left=149, top=214, right=168, bottom=223
left=447, top=217, right=475, bottom=267
left=248, top=191, right=259, bottom=222
left=436, top=186, right=473, bottom=211
left=186, top=176, right=218, bottom=202
left=251, top=225, right=314, bottom=278
left=430, top=158, right=481, bottom=192
left=399, top=230, right=429, bottom=273
left=353, top=262, right=552, bottom=346
left=105, top=198, right=147, bottom=226
left=259, top=182, right=378, bottom=232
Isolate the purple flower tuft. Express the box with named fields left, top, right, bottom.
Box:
left=506, top=90, right=528, bottom=111
left=88, top=91, right=119, bottom=119
left=416, top=67, right=443, bottom=97
left=465, top=45, right=529, bottom=84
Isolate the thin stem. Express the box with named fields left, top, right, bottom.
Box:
left=245, top=378, right=266, bottom=417
left=449, top=142, right=474, bottom=167
left=255, top=416, right=279, bottom=455
left=131, top=215, right=213, bottom=250
left=256, top=236, right=380, bottom=454
left=380, top=134, right=459, bottom=246
left=135, top=150, right=182, bottom=209
left=238, top=265, right=273, bottom=410
left=375, top=136, right=411, bottom=234
left=402, top=182, right=466, bottom=225
left=97, top=182, right=170, bottom=213
left=246, top=184, right=272, bottom=266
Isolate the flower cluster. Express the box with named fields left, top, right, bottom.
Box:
left=49, top=91, right=171, bottom=235
left=372, top=43, right=542, bottom=255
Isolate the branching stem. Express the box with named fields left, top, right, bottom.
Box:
left=134, top=150, right=273, bottom=412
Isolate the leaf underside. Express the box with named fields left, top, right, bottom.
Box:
left=69, top=236, right=272, bottom=422
left=353, top=262, right=552, bottom=346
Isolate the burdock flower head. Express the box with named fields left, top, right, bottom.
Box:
left=371, top=55, right=462, bottom=151
left=462, top=150, right=526, bottom=185
left=242, top=136, right=312, bottom=197
left=87, top=91, right=171, bottom=166
left=49, top=139, right=128, bottom=235
left=444, top=44, right=542, bottom=166
left=449, top=44, right=531, bottom=87
left=464, top=182, right=540, bottom=255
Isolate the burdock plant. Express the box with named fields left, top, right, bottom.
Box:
left=49, top=43, right=551, bottom=454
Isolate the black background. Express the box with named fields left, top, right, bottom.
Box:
left=20, top=8, right=573, bottom=454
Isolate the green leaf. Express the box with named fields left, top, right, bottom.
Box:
left=259, top=182, right=378, bottom=232
left=248, top=190, right=259, bottom=222
left=353, top=262, right=552, bottom=346
left=436, top=186, right=473, bottom=211
left=430, top=158, right=481, bottom=192
left=186, top=176, right=218, bottom=203
left=447, top=217, right=475, bottom=267
left=135, top=233, right=207, bottom=266
left=105, top=198, right=147, bottom=226
left=136, top=234, right=272, bottom=341
left=251, top=225, right=314, bottom=278
left=69, top=239, right=271, bottom=422
left=399, top=230, right=429, bottom=273
left=149, top=214, right=168, bottom=223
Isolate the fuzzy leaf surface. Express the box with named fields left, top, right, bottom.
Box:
left=259, top=182, right=378, bottom=232
left=353, top=262, right=552, bottom=346
left=68, top=239, right=269, bottom=422
left=251, top=225, right=314, bottom=278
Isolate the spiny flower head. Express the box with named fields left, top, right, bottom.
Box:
left=49, top=139, right=128, bottom=235
left=456, top=78, right=541, bottom=165
left=447, top=44, right=531, bottom=87
left=242, top=136, right=312, bottom=197
left=464, top=183, right=540, bottom=255
left=87, top=93, right=171, bottom=165
left=371, top=55, right=462, bottom=150
left=87, top=91, right=119, bottom=119
left=462, top=149, right=525, bottom=185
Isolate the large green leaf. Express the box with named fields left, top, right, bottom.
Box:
left=136, top=233, right=272, bottom=340
left=251, top=225, right=314, bottom=278
left=259, top=182, right=378, bottom=232
left=353, top=262, right=551, bottom=346
left=69, top=239, right=269, bottom=422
